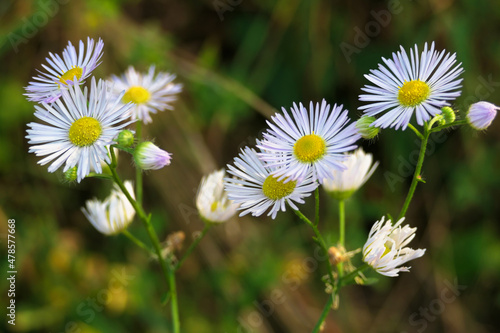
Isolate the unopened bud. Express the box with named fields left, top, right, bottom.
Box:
left=356, top=116, right=380, bottom=139
left=134, top=142, right=172, bottom=170
left=441, top=106, right=456, bottom=125
left=117, top=130, right=135, bottom=147
left=467, top=101, right=499, bottom=130
left=64, top=166, right=78, bottom=182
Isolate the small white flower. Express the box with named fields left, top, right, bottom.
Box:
left=109, top=65, right=182, bottom=124
left=322, top=148, right=379, bottom=200
left=82, top=181, right=135, bottom=235
left=25, top=37, right=104, bottom=103
left=133, top=142, right=172, bottom=170
left=224, top=147, right=318, bottom=219
left=359, top=42, right=464, bottom=130
left=196, top=169, right=239, bottom=223
left=257, top=99, right=360, bottom=184
left=363, top=216, right=426, bottom=277
left=467, top=101, right=499, bottom=130
left=26, top=78, right=133, bottom=182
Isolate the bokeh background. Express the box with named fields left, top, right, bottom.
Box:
left=1, top=0, right=500, bottom=332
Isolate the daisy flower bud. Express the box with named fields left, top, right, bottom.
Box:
left=117, top=130, right=135, bottom=147
left=133, top=142, right=172, bottom=170
left=363, top=216, right=426, bottom=277
left=196, top=170, right=239, bottom=223
left=64, top=166, right=78, bottom=182
left=467, top=101, right=499, bottom=130
left=441, top=106, right=456, bottom=124
left=355, top=116, right=380, bottom=139
left=322, top=148, right=379, bottom=200
left=82, top=181, right=135, bottom=235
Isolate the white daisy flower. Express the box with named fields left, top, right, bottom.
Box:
left=133, top=142, right=172, bottom=170
left=109, top=65, right=183, bottom=124
left=362, top=216, right=426, bottom=277
left=26, top=77, right=134, bottom=182
left=82, top=181, right=136, bottom=235
left=196, top=169, right=239, bottom=223
left=24, top=37, right=104, bottom=103
left=257, top=99, right=360, bottom=184
left=358, top=42, right=464, bottom=130
left=322, top=148, right=379, bottom=200
left=224, top=147, right=318, bottom=219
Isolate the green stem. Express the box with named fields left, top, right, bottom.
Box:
left=431, top=119, right=468, bottom=133
left=337, top=200, right=345, bottom=278
left=314, top=187, right=320, bottom=226
left=292, top=209, right=336, bottom=294
left=174, top=224, right=212, bottom=271
left=122, top=230, right=155, bottom=255
left=312, top=264, right=370, bottom=332
left=135, top=121, right=143, bottom=205
left=398, top=124, right=430, bottom=220
left=167, top=265, right=180, bottom=333
left=407, top=123, right=424, bottom=140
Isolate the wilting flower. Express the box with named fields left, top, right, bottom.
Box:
left=224, top=147, right=318, bottom=219
left=109, top=65, right=182, bottom=124
left=359, top=42, right=464, bottom=130
left=26, top=78, right=133, bottom=182
left=133, top=142, right=172, bottom=170
left=257, top=99, right=360, bottom=184
left=25, top=37, right=104, bottom=103
left=363, top=216, right=426, bottom=277
left=467, top=101, right=499, bottom=130
left=196, top=169, right=238, bottom=223
left=82, top=181, right=135, bottom=235
left=322, top=148, right=379, bottom=200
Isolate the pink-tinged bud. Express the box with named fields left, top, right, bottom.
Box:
left=133, top=142, right=172, bottom=170
left=467, top=101, right=499, bottom=130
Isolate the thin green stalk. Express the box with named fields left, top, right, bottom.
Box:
left=431, top=119, right=468, bottom=132
left=174, top=224, right=212, bottom=271
left=107, top=161, right=170, bottom=290
left=407, top=123, right=424, bottom=140
left=312, top=264, right=370, bottom=332
left=167, top=265, right=180, bottom=333
left=314, top=187, right=320, bottom=226
left=135, top=121, right=143, bottom=205
left=398, top=124, right=430, bottom=219
left=122, top=230, right=155, bottom=255
left=337, top=200, right=345, bottom=278
left=292, top=209, right=336, bottom=293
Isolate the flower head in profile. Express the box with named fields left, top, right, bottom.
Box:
left=322, top=148, right=379, bottom=200
left=109, top=65, right=182, bottom=124
left=82, top=181, right=135, bottom=235
left=224, top=147, right=318, bottom=219
left=133, top=142, right=172, bottom=170
left=363, top=216, right=426, bottom=277
left=196, top=169, right=239, bottom=223
left=257, top=99, right=360, bottom=184
left=25, top=37, right=104, bottom=103
left=467, top=101, right=499, bottom=130
left=26, top=78, right=134, bottom=182
left=359, top=42, right=464, bottom=130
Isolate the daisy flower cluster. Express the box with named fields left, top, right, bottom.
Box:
left=24, top=37, right=182, bottom=234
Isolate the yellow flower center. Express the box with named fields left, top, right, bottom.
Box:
left=262, top=175, right=296, bottom=200
left=210, top=202, right=219, bottom=212
left=68, top=117, right=102, bottom=147
left=397, top=80, right=430, bottom=107
left=59, top=67, right=83, bottom=84
left=293, top=134, right=326, bottom=163
left=122, top=86, right=151, bottom=104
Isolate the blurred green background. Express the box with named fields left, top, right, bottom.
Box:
left=1, top=0, right=500, bottom=332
